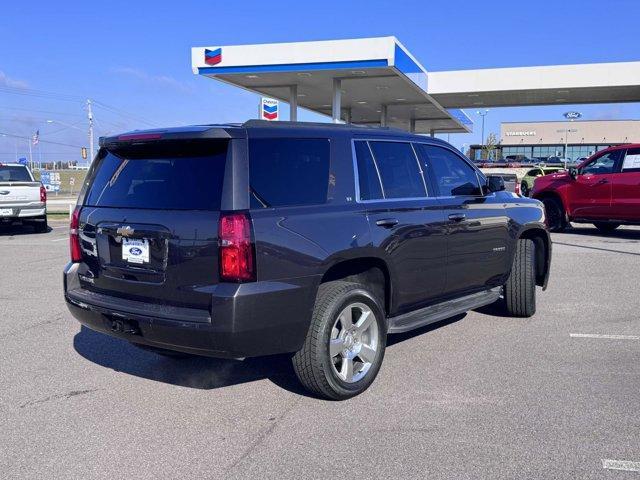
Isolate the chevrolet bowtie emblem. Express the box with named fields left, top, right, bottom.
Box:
left=116, top=225, right=135, bottom=237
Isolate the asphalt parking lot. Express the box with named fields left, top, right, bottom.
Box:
left=1, top=219, right=639, bottom=479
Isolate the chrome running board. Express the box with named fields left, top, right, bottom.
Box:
left=387, top=288, right=501, bottom=334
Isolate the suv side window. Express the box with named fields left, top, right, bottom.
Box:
left=249, top=138, right=330, bottom=208
left=354, top=141, right=384, bottom=200
left=368, top=141, right=427, bottom=199
left=621, top=148, right=640, bottom=173
left=417, top=144, right=482, bottom=196
left=581, top=150, right=621, bottom=175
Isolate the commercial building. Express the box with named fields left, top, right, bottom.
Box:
left=469, top=119, right=640, bottom=161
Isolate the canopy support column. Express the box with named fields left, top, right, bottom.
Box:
left=332, top=79, right=342, bottom=124
left=430, top=129, right=435, bottom=137
left=410, top=118, right=416, bottom=133
left=289, top=85, right=298, bottom=122
left=380, top=105, right=388, bottom=127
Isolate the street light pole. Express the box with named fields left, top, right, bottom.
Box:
left=476, top=109, right=489, bottom=158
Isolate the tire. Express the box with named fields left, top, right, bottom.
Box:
left=593, top=222, right=620, bottom=233
left=542, top=197, right=567, bottom=232
left=520, top=182, right=530, bottom=197
left=34, top=216, right=48, bottom=233
left=292, top=280, right=387, bottom=400
left=504, top=238, right=536, bottom=317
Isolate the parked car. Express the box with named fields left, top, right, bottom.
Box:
left=520, top=166, right=564, bottom=197
left=63, top=121, right=551, bottom=400
left=532, top=144, right=640, bottom=232
left=0, top=163, right=47, bottom=232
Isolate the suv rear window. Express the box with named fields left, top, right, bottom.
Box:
left=249, top=138, right=330, bottom=208
left=84, top=140, right=227, bottom=210
left=0, top=165, right=31, bottom=182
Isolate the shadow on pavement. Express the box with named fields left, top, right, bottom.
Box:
left=74, top=313, right=468, bottom=396
left=0, top=223, right=50, bottom=236
left=73, top=326, right=309, bottom=396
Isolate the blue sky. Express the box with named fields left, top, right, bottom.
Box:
left=1, top=0, right=639, bottom=163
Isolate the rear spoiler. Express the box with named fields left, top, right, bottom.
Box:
left=100, top=125, right=243, bottom=148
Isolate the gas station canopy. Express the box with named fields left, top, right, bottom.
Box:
left=191, top=37, right=472, bottom=134
left=192, top=36, right=640, bottom=135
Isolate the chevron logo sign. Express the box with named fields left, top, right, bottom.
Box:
left=204, top=48, right=222, bottom=65
left=261, top=98, right=279, bottom=121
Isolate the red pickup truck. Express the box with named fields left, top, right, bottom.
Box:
left=532, top=144, right=640, bottom=232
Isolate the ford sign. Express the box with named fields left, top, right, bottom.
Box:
left=129, top=247, right=142, bottom=256
left=563, top=111, right=582, bottom=120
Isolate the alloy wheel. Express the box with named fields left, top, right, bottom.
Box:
left=329, top=302, right=379, bottom=383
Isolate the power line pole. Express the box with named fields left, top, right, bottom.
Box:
left=87, top=99, right=94, bottom=164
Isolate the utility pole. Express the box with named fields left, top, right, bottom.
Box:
left=28, top=139, right=33, bottom=170
left=87, top=99, right=94, bottom=163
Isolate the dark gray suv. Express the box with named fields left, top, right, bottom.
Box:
left=64, top=120, right=551, bottom=400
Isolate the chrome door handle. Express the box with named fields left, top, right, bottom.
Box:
left=375, top=218, right=399, bottom=228
left=448, top=213, right=466, bottom=222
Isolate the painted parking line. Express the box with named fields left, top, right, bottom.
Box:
left=602, top=459, right=640, bottom=472
left=570, top=333, right=640, bottom=340
left=51, top=237, right=69, bottom=242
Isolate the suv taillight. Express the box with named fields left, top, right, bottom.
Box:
left=40, top=185, right=47, bottom=203
left=219, top=212, right=255, bottom=282
left=70, top=207, right=82, bottom=262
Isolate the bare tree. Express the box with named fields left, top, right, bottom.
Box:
left=482, top=132, right=498, bottom=160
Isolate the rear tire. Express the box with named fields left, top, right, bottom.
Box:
left=593, top=222, right=620, bottom=233
left=503, top=238, right=536, bottom=317
left=292, top=280, right=387, bottom=400
left=34, top=216, right=48, bottom=233
left=520, top=182, right=530, bottom=197
left=542, top=197, right=567, bottom=232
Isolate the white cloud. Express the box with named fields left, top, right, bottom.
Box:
left=0, top=71, right=29, bottom=89
left=110, top=66, right=194, bottom=94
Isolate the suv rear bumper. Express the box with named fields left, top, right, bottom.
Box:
left=64, top=262, right=319, bottom=358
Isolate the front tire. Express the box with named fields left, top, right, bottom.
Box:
left=520, top=182, right=530, bottom=197
left=503, top=238, right=536, bottom=317
left=593, top=222, right=620, bottom=233
left=292, top=281, right=387, bottom=400
left=542, top=197, right=567, bottom=232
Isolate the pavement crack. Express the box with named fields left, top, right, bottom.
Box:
left=0, top=316, right=65, bottom=339
left=224, top=398, right=301, bottom=475
left=20, top=388, right=102, bottom=409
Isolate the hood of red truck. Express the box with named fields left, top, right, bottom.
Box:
left=531, top=170, right=572, bottom=195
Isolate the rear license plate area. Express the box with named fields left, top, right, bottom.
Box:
left=122, top=238, right=150, bottom=264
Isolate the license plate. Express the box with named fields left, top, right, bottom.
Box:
left=0, top=208, right=13, bottom=216
left=122, top=238, right=150, bottom=264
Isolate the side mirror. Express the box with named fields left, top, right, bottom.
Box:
left=486, top=176, right=505, bottom=193
left=568, top=167, right=578, bottom=180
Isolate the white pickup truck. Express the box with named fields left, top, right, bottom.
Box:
left=0, top=163, right=47, bottom=232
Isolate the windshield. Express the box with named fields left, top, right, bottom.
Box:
left=84, top=140, right=228, bottom=210
left=0, top=165, right=31, bottom=182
